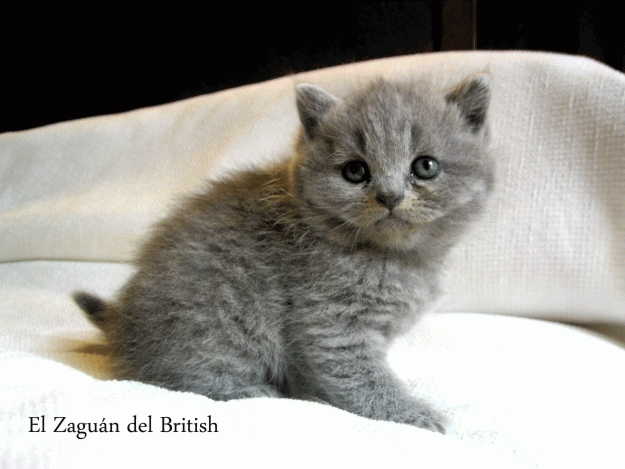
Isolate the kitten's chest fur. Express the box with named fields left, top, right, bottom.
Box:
left=283, top=246, right=439, bottom=341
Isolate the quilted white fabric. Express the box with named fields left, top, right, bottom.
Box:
left=2, top=51, right=625, bottom=468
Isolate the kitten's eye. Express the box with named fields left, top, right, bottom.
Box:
left=412, top=156, right=441, bottom=180
left=342, top=160, right=370, bottom=184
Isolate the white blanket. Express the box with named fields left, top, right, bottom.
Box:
left=2, top=51, right=625, bottom=468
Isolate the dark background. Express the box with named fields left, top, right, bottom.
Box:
left=1, top=1, right=621, bottom=134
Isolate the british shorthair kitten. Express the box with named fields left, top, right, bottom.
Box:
left=74, top=74, right=494, bottom=433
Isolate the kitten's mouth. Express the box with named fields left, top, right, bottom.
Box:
left=375, top=212, right=412, bottom=228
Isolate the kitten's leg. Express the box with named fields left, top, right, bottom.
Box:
left=115, top=333, right=287, bottom=401
left=131, top=360, right=285, bottom=401
left=303, top=337, right=446, bottom=433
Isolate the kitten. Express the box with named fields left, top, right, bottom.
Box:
left=74, top=74, right=494, bottom=433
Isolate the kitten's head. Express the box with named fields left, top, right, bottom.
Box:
left=290, top=75, right=494, bottom=254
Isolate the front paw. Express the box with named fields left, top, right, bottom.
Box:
left=400, top=405, right=446, bottom=434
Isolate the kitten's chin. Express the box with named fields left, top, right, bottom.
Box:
left=308, top=206, right=434, bottom=252
left=354, top=214, right=424, bottom=251
left=374, top=213, right=413, bottom=229
left=364, top=229, right=422, bottom=252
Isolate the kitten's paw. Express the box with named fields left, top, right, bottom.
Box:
left=401, top=406, right=447, bottom=434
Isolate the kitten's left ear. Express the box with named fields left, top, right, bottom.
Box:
left=296, top=83, right=339, bottom=140
left=446, top=74, right=491, bottom=133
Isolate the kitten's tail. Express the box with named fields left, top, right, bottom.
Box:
left=73, top=291, right=109, bottom=327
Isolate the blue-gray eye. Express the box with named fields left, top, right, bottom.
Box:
left=412, top=156, right=441, bottom=180
left=342, top=161, right=370, bottom=184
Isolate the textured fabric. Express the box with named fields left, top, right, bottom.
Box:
left=2, top=51, right=625, bottom=467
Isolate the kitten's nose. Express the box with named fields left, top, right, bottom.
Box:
left=376, top=193, right=403, bottom=211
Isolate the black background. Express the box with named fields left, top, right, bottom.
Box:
left=2, top=2, right=621, bottom=134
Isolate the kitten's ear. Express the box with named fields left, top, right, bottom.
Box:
left=295, top=83, right=339, bottom=139
left=446, top=74, right=491, bottom=133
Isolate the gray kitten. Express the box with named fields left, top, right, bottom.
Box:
left=74, top=74, right=494, bottom=433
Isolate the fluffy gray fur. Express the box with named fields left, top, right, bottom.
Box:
left=74, top=75, right=494, bottom=433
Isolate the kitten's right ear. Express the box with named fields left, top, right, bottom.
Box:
left=295, top=84, right=339, bottom=140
